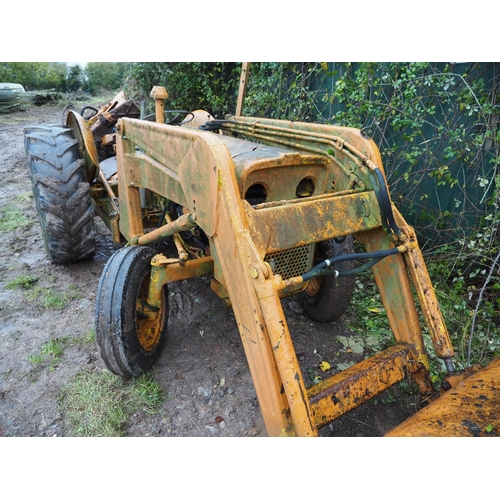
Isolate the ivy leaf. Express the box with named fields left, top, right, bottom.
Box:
left=337, top=361, right=355, bottom=370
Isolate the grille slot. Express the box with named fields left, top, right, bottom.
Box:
left=265, top=244, right=315, bottom=280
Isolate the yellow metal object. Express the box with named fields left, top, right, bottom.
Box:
left=308, top=343, right=432, bottom=428
left=91, top=87, right=464, bottom=436
left=135, top=268, right=165, bottom=352
left=112, top=111, right=450, bottom=436
left=150, top=86, right=169, bottom=123
left=386, top=357, right=500, bottom=436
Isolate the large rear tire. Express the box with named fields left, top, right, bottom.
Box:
left=298, top=236, right=356, bottom=322
left=24, top=125, right=95, bottom=264
left=95, top=246, right=168, bottom=377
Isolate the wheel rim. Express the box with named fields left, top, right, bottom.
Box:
left=135, top=270, right=165, bottom=352
left=305, top=275, right=322, bottom=297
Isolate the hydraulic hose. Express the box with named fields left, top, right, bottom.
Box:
left=369, top=167, right=404, bottom=239
left=300, top=247, right=400, bottom=282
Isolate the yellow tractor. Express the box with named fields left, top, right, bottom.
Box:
left=24, top=82, right=500, bottom=437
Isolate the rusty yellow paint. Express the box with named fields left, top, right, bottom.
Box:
left=134, top=268, right=166, bottom=352
left=391, top=208, right=455, bottom=361
left=308, top=343, right=430, bottom=428
left=109, top=103, right=458, bottom=436
left=254, top=191, right=382, bottom=252
left=150, top=86, right=168, bottom=123
left=66, top=110, right=100, bottom=176
left=147, top=255, right=214, bottom=309
left=356, top=228, right=432, bottom=377
left=386, top=356, right=500, bottom=436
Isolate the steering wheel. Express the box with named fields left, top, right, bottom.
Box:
left=142, top=110, right=194, bottom=126
left=80, top=106, right=99, bottom=120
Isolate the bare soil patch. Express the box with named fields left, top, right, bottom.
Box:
left=0, top=105, right=415, bottom=437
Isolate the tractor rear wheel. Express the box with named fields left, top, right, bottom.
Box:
left=95, top=246, right=168, bottom=377
left=24, top=125, right=95, bottom=264
left=298, top=236, right=356, bottom=322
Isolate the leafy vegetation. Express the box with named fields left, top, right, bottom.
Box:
left=125, top=62, right=240, bottom=117
left=0, top=62, right=68, bottom=91
left=59, top=369, right=165, bottom=436
left=85, top=62, right=129, bottom=94
left=0, top=62, right=128, bottom=94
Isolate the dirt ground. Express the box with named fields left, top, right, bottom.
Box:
left=0, top=104, right=417, bottom=437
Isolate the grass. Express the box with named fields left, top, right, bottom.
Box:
left=5, top=275, right=39, bottom=290
left=59, top=369, right=165, bottom=436
left=26, top=284, right=82, bottom=309
left=28, top=336, right=69, bottom=371
left=16, top=191, right=33, bottom=204
left=27, top=329, right=95, bottom=371
left=73, top=328, right=96, bottom=346
left=0, top=205, right=32, bottom=234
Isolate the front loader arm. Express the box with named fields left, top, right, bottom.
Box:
left=113, top=115, right=455, bottom=436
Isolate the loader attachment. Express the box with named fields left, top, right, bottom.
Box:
left=386, top=357, right=500, bottom=436
left=111, top=111, right=456, bottom=437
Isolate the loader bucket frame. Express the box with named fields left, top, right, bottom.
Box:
left=114, top=114, right=455, bottom=437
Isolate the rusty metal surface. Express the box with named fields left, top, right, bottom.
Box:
left=66, top=109, right=100, bottom=176
left=393, top=208, right=455, bottom=361
left=150, top=86, right=168, bottom=123
left=236, top=62, right=250, bottom=117
left=307, top=342, right=425, bottom=429
left=148, top=255, right=214, bottom=309
left=386, top=356, right=500, bottom=436
left=255, top=191, right=382, bottom=252
left=109, top=106, right=456, bottom=436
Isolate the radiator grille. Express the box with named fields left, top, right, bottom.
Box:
left=265, top=244, right=315, bottom=280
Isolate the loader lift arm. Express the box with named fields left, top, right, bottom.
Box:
left=113, top=113, right=455, bottom=436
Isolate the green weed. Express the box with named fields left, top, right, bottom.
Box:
left=345, top=273, right=393, bottom=353
left=16, top=192, right=33, bottom=204
left=72, top=328, right=96, bottom=346
left=26, top=284, right=82, bottom=309
left=0, top=205, right=32, bottom=233
left=28, top=336, right=69, bottom=370
left=59, top=369, right=165, bottom=436
left=27, top=352, right=45, bottom=367
left=5, top=275, right=39, bottom=290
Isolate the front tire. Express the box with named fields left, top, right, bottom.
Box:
left=95, top=246, right=168, bottom=377
left=24, top=125, right=95, bottom=264
left=298, top=236, right=356, bottom=322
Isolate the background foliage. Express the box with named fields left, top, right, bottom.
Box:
left=0, top=62, right=129, bottom=93
left=124, top=62, right=241, bottom=118
left=0, top=62, right=69, bottom=91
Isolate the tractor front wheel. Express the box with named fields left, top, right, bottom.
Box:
left=95, top=246, right=168, bottom=377
left=298, top=236, right=356, bottom=322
